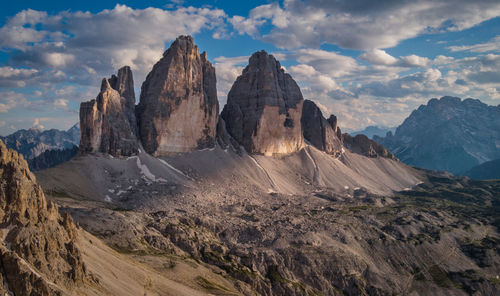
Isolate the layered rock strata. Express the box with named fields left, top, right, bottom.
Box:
left=136, top=35, right=219, bottom=155
left=79, top=66, right=139, bottom=156
left=221, top=50, right=304, bottom=156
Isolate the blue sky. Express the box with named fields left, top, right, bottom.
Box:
left=1, top=0, right=500, bottom=135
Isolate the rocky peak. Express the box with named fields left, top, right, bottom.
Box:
left=108, top=66, right=135, bottom=109
left=301, top=100, right=343, bottom=156
left=221, top=50, right=304, bottom=155
left=79, top=67, right=139, bottom=156
left=343, top=133, right=395, bottom=159
left=374, top=96, right=500, bottom=173
left=0, top=140, right=86, bottom=295
left=136, top=35, right=218, bottom=155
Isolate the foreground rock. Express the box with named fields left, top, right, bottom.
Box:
left=137, top=35, right=219, bottom=155
left=79, top=66, right=139, bottom=156
left=0, top=140, right=86, bottom=295
left=301, top=99, right=343, bottom=156
left=221, top=50, right=304, bottom=156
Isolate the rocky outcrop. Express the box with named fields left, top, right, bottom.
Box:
left=301, top=100, right=343, bottom=156
left=343, top=133, right=395, bottom=159
left=221, top=51, right=304, bottom=156
left=0, top=139, right=86, bottom=295
left=79, top=66, right=139, bottom=156
left=136, top=35, right=219, bottom=155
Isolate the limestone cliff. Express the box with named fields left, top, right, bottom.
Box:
left=79, top=66, right=139, bottom=156
left=136, top=35, right=218, bottom=155
left=221, top=50, right=304, bottom=156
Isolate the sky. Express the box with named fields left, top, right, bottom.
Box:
left=1, top=0, right=500, bottom=135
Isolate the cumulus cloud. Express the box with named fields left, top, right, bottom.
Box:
left=359, top=49, right=398, bottom=66
left=0, top=4, right=229, bottom=89
left=234, top=0, right=500, bottom=50
left=0, top=92, right=29, bottom=112
left=212, top=55, right=248, bottom=105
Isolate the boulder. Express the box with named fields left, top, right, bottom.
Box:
left=221, top=50, right=304, bottom=156
left=136, top=35, right=219, bottom=155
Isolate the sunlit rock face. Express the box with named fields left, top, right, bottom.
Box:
left=221, top=51, right=304, bottom=156
left=136, top=35, right=219, bottom=155
left=0, top=139, right=86, bottom=295
left=301, top=99, right=343, bottom=157
left=79, top=66, right=139, bottom=156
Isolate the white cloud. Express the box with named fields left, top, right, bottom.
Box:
left=447, top=35, right=500, bottom=53
left=360, top=49, right=398, bottom=65
left=213, top=55, right=248, bottom=105
left=234, top=0, right=500, bottom=50
left=53, top=98, right=68, bottom=109
left=1, top=4, right=230, bottom=88
left=0, top=92, right=29, bottom=112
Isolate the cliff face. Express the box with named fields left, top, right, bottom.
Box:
left=221, top=51, right=304, bottom=156
left=301, top=100, right=343, bottom=156
left=0, top=139, right=86, bottom=295
left=136, top=35, right=219, bottom=155
left=79, top=66, right=139, bottom=156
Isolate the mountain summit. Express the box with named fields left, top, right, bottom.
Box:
left=221, top=50, right=305, bottom=156
left=374, top=96, right=500, bottom=174
left=137, top=35, right=219, bottom=155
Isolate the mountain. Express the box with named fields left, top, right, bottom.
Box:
left=0, top=124, right=80, bottom=160
left=351, top=125, right=395, bottom=139
left=27, top=145, right=78, bottom=171
left=464, top=159, right=500, bottom=180
left=137, top=35, right=219, bottom=155
left=301, top=99, right=343, bottom=156
left=374, top=96, right=500, bottom=174
left=7, top=35, right=499, bottom=295
left=221, top=50, right=304, bottom=156
left=79, top=66, right=139, bottom=156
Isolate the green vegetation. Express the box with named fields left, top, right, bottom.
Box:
left=428, top=265, right=451, bottom=287
left=266, top=265, right=289, bottom=284
left=44, top=188, right=71, bottom=198
left=195, top=276, right=240, bottom=295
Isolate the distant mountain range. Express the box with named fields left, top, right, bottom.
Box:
left=0, top=123, right=80, bottom=160
left=0, top=123, right=80, bottom=171
left=463, top=159, right=500, bottom=180
left=374, top=96, right=500, bottom=175
left=351, top=125, right=395, bottom=139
